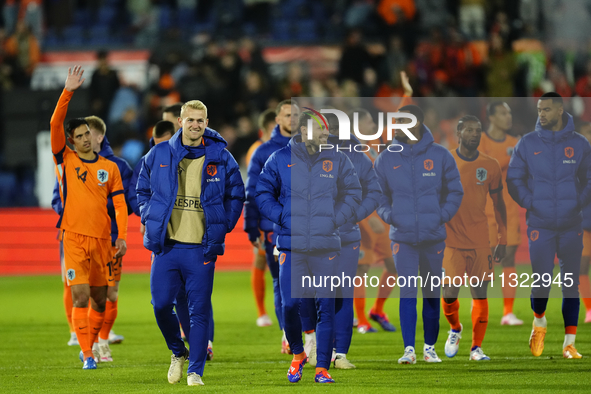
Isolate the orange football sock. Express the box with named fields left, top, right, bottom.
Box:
left=63, top=283, right=74, bottom=332
left=354, top=285, right=369, bottom=326
left=294, top=351, right=306, bottom=361
left=73, top=306, right=92, bottom=359
left=565, top=326, right=577, bottom=335
left=534, top=311, right=545, bottom=319
left=88, top=307, right=105, bottom=348
left=579, top=275, right=591, bottom=311
left=471, top=299, right=489, bottom=349
left=99, top=300, right=118, bottom=341
left=502, top=267, right=517, bottom=315
left=315, top=367, right=327, bottom=374
left=372, top=270, right=396, bottom=314
left=251, top=267, right=266, bottom=317
left=443, top=298, right=461, bottom=332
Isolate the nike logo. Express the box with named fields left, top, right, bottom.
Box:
left=353, top=246, right=359, bottom=250
left=160, top=164, right=169, bottom=167
left=204, top=261, right=212, bottom=265
left=478, top=320, right=488, bottom=324
left=579, top=232, right=583, bottom=236
left=437, top=250, right=444, bottom=254
left=288, top=164, right=296, bottom=167
left=79, top=326, right=87, bottom=330
left=329, top=255, right=337, bottom=260
left=393, top=165, right=401, bottom=169
left=534, top=151, right=542, bottom=155
left=108, top=279, right=114, bottom=282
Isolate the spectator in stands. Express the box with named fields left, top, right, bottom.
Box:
left=3, top=0, right=17, bottom=35
left=90, top=50, right=121, bottom=123
left=338, top=29, right=371, bottom=84
left=20, top=0, right=43, bottom=43
left=415, top=0, right=450, bottom=32
left=486, top=32, right=516, bottom=97
left=459, top=0, right=486, bottom=40
left=4, top=20, right=40, bottom=87
left=576, top=60, right=591, bottom=122
left=443, top=27, right=483, bottom=96
left=376, top=0, right=416, bottom=55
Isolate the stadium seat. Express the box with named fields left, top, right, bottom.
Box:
left=0, top=172, right=17, bottom=206
left=97, top=6, right=117, bottom=26
left=159, top=6, right=173, bottom=30
left=88, top=26, right=110, bottom=46
left=272, top=20, right=291, bottom=41
left=62, top=26, right=84, bottom=46
left=72, top=9, right=90, bottom=28
left=295, top=19, right=316, bottom=42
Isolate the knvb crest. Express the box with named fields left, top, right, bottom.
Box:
left=530, top=230, right=539, bottom=241
left=476, top=168, right=487, bottom=182
left=207, top=164, right=217, bottom=176
left=424, top=159, right=433, bottom=171
left=323, top=160, right=333, bottom=172
left=565, top=147, right=574, bottom=159
left=97, top=169, right=108, bottom=183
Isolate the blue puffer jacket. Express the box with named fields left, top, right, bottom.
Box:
left=255, top=134, right=362, bottom=253
left=583, top=202, right=591, bottom=231
left=129, top=137, right=155, bottom=217
left=136, top=128, right=245, bottom=259
left=507, top=113, right=591, bottom=231
left=244, top=125, right=291, bottom=240
left=51, top=136, right=134, bottom=244
left=338, top=136, right=382, bottom=245
left=374, top=125, right=463, bottom=245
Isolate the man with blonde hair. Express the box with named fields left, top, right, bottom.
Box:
left=137, top=99, right=245, bottom=386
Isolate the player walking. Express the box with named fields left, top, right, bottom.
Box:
left=480, top=101, right=523, bottom=326
left=256, top=111, right=361, bottom=383
left=507, top=92, right=591, bottom=358
left=137, top=100, right=244, bottom=385
left=442, top=115, right=507, bottom=361
left=244, top=100, right=299, bottom=352
left=374, top=104, right=463, bottom=364
left=51, top=66, right=128, bottom=369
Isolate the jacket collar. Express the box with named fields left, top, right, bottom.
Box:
left=395, top=124, right=435, bottom=156
left=99, top=136, right=115, bottom=159
left=535, top=112, right=575, bottom=143
left=289, top=134, right=337, bottom=163
left=270, top=124, right=291, bottom=145
left=168, top=127, right=228, bottom=161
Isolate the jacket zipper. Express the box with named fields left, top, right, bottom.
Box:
left=307, top=159, right=312, bottom=252
left=411, top=146, right=419, bottom=243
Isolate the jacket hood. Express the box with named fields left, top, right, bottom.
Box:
left=535, top=112, right=575, bottom=142
left=289, top=133, right=338, bottom=162
left=270, top=124, right=291, bottom=145
left=169, top=127, right=228, bottom=161
left=149, top=137, right=155, bottom=148
left=99, top=136, right=115, bottom=159
left=395, top=124, right=435, bottom=156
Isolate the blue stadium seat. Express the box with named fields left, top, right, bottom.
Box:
left=272, top=20, right=291, bottom=41
left=43, top=28, right=61, bottom=49
left=63, top=26, right=84, bottom=46
left=88, top=26, right=110, bottom=46
left=72, top=9, right=90, bottom=27
left=295, top=19, right=316, bottom=42
left=159, top=6, right=173, bottom=30
left=97, top=6, right=117, bottom=26
left=0, top=172, right=17, bottom=207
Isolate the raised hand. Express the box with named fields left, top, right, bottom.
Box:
left=400, top=70, right=413, bottom=97
left=65, top=65, right=86, bottom=92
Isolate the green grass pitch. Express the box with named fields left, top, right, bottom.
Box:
left=1, top=268, right=590, bottom=393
